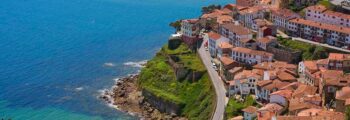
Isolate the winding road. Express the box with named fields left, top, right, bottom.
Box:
left=198, top=40, right=228, bottom=120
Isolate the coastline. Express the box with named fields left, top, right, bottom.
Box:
left=99, top=74, right=186, bottom=119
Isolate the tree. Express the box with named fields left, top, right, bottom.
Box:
left=169, top=20, right=182, bottom=32
left=346, top=106, right=350, bottom=120
left=201, top=4, right=221, bottom=14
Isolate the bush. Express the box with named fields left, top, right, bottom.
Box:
left=225, top=95, right=257, bottom=119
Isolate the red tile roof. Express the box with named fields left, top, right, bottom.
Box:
left=208, top=32, right=221, bottom=40
left=289, top=18, right=350, bottom=34
left=242, top=106, right=258, bottom=114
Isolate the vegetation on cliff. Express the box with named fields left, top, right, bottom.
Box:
left=225, top=95, right=257, bottom=119
left=137, top=43, right=215, bottom=119
left=276, top=36, right=346, bottom=60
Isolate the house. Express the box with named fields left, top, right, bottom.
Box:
left=335, top=86, right=350, bottom=112
left=305, top=5, right=350, bottom=28
left=278, top=110, right=345, bottom=119
left=288, top=97, right=322, bottom=115
left=200, top=9, right=234, bottom=31
left=256, top=36, right=277, bottom=50
left=217, top=42, right=234, bottom=58
left=181, top=19, right=201, bottom=49
left=242, top=106, right=258, bottom=120
left=287, top=18, right=350, bottom=47
left=319, top=70, right=350, bottom=107
left=229, top=70, right=263, bottom=96
left=269, top=89, right=292, bottom=106
left=270, top=8, right=300, bottom=31
left=206, top=32, right=230, bottom=57
left=231, top=47, right=273, bottom=65
left=219, top=23, right=253, bottom=47
left=227, top=67, right=244, bottom=82
left=298, top=61, right=320, bottom=86
left=256, top=80, right=290, bottom=102
left=328, top=53, right=344, bottom=70
left=237, top=0, right=259, bottom=7
left=219, top=56, right=239, bottom=81
left=237, top=6, right=266, bottom=29
left=257, top=103, right=284, bottom=120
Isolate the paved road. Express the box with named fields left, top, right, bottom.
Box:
left=277, top=30, right=350, bottom=53
left=198, top=40, right=228, bottom=120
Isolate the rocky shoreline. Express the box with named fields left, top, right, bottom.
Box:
left=99, top=74, right=186, bottom=120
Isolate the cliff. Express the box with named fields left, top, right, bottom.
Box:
left=137, top=41, right=215, bottom=119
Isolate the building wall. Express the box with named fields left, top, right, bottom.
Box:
left=270, top=95, right=288, bottom=106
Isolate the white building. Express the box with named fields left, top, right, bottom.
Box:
left=270, top=8, right=300, bottom=31
left=269, top=90, right=292, bottom=106
left=242, top=106, right=258, bottom=120
left=231, top=47, right=273, bottom=65
left=287, top=18, right=350, bottom=47
left=229, top=70, right=262, bottom=96
left=219, top=22, right=253, bottom=47
left=206, top=32, right=230, bottom=57
left=305, top=5, right=350, bottom=28
left=238, top=6, right=266, bottom=29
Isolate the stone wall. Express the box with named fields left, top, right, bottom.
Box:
left=142, top=89, right=183, bottom=115
left=267, top=45, right=302, bottom=64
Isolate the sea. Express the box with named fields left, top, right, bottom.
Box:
left=0, top=0, right=233, bottom=120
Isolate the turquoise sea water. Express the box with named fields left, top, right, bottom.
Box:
left=0, top=0, right=233, bottom=119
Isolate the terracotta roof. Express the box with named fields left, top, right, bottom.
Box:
left=218, top=42, right=234, bottom=49
left=220, top=56, right=235, bottom=66
left=270, top=89, right=293, bottom=99
left=240, top=38, right=255, bottom=43
left=303, top=61, right=318, bottom=73
left=183, top=19, right=198, bottom=24
left=328, top=53, right=345, bottom=61
left=288, top=98, right=321, bottom=112
left=345, top=98, right=350, bottom=106
left=323, top=10, right=350, bottom=20
left=232, top=47, right=273, bottom=57
left=242, top=106, right=258, bottom=114
left=263, top=80, right=290, bottom=91
left=271, top=8, right=300, bottom=20
left=336, top=86, right=350, bottom=100
left=208, top=32, right=221, bottom=40
left=316, top=59, right=328, bottom=65
left=220, top=23, right=251, bottom=35
left=315, top=110, right=345, bottom=120
left=230, top=116, right=243, bottom=120
left=229, top=67, right=244, bottom=74
left=289, top=18, right=350, bottom=34
left=322, top=70, right=345, bottom=86
left=257, top=80, right=272, bottom=87
left=305, top=5, right=327, bottom=12
left=277, top=116, right=312, bottom=120
left=292, top=84, right=318, bottom=98
left=253, top=61, right=297, bottom=71
left=234, top=70, right=262, bottom=80
left=277, top=71, right=296, bottom=82
left=297, top=108, right=322, bottom=116
left=258, top=103, right=283, bottom=112
left=257, top=36, right=276, bottom=44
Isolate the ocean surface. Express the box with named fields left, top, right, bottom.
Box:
left=0, top=0, right=233, bottom=120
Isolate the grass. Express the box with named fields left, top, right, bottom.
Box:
left=163, top=43, right=191, bottom=55
left=318, top=0, right=332, bottom=9
left=225, top=95, right=257, bottom=119
left=138, top=43, right=215, bottom=119
left=277, top=36, right=330, bottom=60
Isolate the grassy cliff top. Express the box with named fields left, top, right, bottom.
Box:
left=137, top=43, right=215, bottom=119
